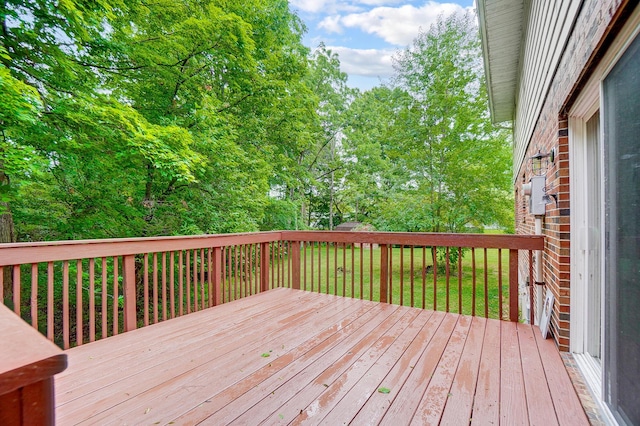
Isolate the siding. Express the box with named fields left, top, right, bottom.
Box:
left=513, top=1, right=582, bottom=180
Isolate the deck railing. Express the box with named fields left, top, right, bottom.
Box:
left=0, top=231, right=543, bottom=349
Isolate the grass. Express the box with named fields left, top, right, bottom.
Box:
left=287, top=243, right=510, bottom=320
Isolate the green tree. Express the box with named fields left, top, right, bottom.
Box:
left=2, top=0, right=315, bottom=239
left=342, top=86, right=410, bottom=223
left=375, top=12, right=513, bottom=233
left=302, top=44, right=356, bottom=229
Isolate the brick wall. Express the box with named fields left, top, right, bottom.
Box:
left=515, top=0, right=633, bottom=351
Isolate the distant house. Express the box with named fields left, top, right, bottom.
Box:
left=334, top=222, right=362, bottom=231
left=478, top=1, right=639, bottom=424
left=334, top=222, right=378, bottom=248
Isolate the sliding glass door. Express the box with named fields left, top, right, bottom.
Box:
left=603, top=32, right=640, bottom=426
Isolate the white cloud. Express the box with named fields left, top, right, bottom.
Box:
left=318, top=15, right=343, bottom=33
left=289, top=0, right=362, bottom=14
left=328, top=46, right=396, bottom=78
left=357, top=0, right=406, bottom=5
left=321, top=1, right=471, bottom=46
left=289, top=0, right=333, bottom=13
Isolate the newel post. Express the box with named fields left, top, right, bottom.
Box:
left=122, top=254, right=137, bottom=332
left=260, top=242, right=270, bottom=292
left=291, top=241, right=301, bottom=290
left=509, top=249, right=519, bottom=322
left=379, top=244, right=389, bottom=303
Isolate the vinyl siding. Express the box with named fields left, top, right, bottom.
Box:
left=513, top=1, right=582, bottom=180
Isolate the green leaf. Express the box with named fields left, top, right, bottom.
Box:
left=378, top=387, right=391, bottom=394
left=261, top=353, right=270, bottom=358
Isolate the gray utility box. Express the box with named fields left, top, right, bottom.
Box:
left=528, top=175, right=547, bottom=215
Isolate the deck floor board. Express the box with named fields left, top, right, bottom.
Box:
left=54, top=288, right=589, bottom=425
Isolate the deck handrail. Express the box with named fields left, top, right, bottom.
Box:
left=282, top=231, right=543, bottom=249
left=0, top=231, right=544, bottom=349
left=0, top=232, right=283, bottom=266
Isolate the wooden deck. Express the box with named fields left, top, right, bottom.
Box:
left=54, top=288, right=588, bottom=425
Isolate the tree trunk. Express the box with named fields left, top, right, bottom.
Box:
left=0, top=201, right=16, bottom=299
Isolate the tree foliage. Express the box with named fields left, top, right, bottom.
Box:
left=1, top=0, right=316, bottom=239
left=348, top=12, right=513, bottom=233
left=1, top=5, right=512, bottom=242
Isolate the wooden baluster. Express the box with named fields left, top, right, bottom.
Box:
left=113, top=256, right=119, bottom=336
left=260, top=242, right=270, bottom=293
left=446, top=247, right=450, bottom=313
left=303, top=242, right=307, bottom=291
left=291, top=241, right=301, bottom=290
left=153, top=253, right=158, bottom=323
left=178, top=251, right=184, bottom=316
left=222, top=247, right=228, bottom=301
left=62, top=261, right=69, bottom=349
left=12, top=265, right=20, bottom=316
left=47, top=262, right=54, bottom=342
left=170, top=251, right=176, bottom=318
left=342, top=243, right=346, bottom=297
left=186, top=250, right=191, bottom=313
left=244, top=245, right=249, bottom=296
left=253, top=244, right=260, bottom=294
left=333, top=243, right=339, bottom=296
left=143, top=254, right=149, bottom=326
left=318, top=242, right=322, bottom=293
left=369, top=245, right=374, bottom=301
left=162, top=252, right=167, bottom=320
left=76, top=260, right=83, bottom=346
left=89, top=259, right=95, bottom=342
left=410, top=246, right=414, bottom=308
left=509, top=249, right=518, bottom=322
left=192, top=249, right=198, bottom=311
left=31, top=264, right=38, bottom=330
left=399, top=245, right=404, bottom=306
left=529, top=250, right=534, bottom=324
left=325, top=243, right=329, bottom=294
left=244, top=245, right=249, bottom=297
left=359, top=243, right=363, bottom=300
left=458, top=248, right=463, bottom=315
left=389, top=247, right=393, bottom=304
left=432, top=247, right=437, bottom=311
left=213, top=247, right=222, bottom=305
left=422, top=247, right=427, bottom=310
left=229, top=246, right=234, bottom=299
left=471, top=247, right=476, bottom=317
left=270, top=243, right=275, bottom=291
left=273, top=243, right=278, bottom=290
left=101, top=258, right=107, bottom=339
left=200, top=248, right=205, bottom=308
left=310, top=243, right=315, bottom=292
left=208, top=248, right=213, bottom=306
left=351, top=243, right=355, bottom=298
left=498, top=249, right=503, bottom=320
left=122, top=254, right=136, bottom=332
left=484, top=248, right=489, bottom=318
left=287, top=241, right=292, bottom=288
left=379, top=244, right=388, bottom=304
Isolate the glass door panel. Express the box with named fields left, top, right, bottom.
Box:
left=603, top=32, right=640, bottom=426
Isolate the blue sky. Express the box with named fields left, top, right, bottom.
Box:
left=288, top=0, right=475, bottom=90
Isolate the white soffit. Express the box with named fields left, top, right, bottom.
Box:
left=477, top=0, right=526, bottom=123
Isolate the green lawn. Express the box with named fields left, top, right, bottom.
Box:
left=289, top=243, right=510, bottom=319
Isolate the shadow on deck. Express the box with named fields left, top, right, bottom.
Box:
left=54, top=288, right=588, bottom=425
